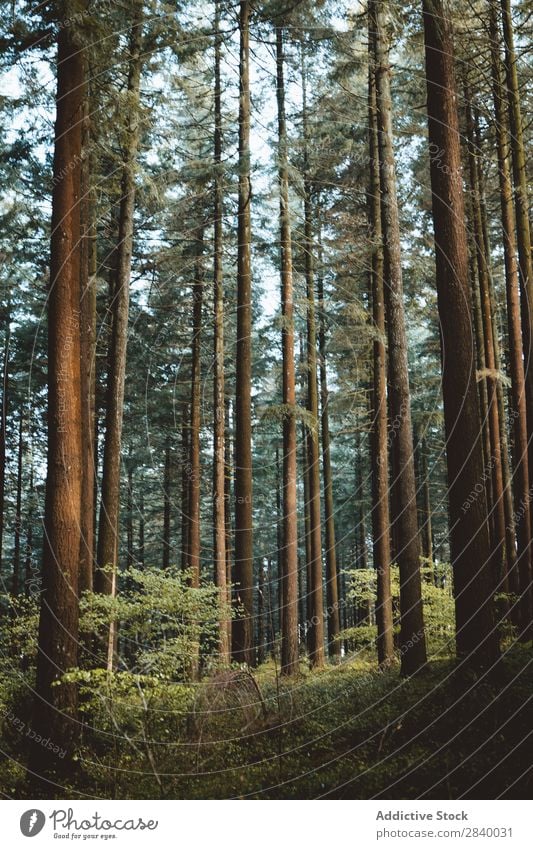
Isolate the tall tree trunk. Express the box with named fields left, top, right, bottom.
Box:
left=489, top=4, right=531, bottom=629
left=464, top=86, right=507, bottom=599
left=476, top=115, right=517, bottom=605
left=232, top=0, right=254, bottom=665
left=356, top=436, right=369, bottom=574
left=257, top=559, right=265, bottom=665
left=476, top=111, right=518, bottom=609
left=95, top=6, right=143, bottom=672
left=224, top=399, right=233, bottom=624
left=181, top=403, right=189, bottom=571
left=374, top=0, right=426, bottom=674
left=187, top=230, right=204, bottom=588
left=126, top=455, right=134, bottom=569
left=28, top=11, right=85, bottom=784
left=299, top=333, right=312, bottom=653
left=12, top=406, right=23, bottom=596
left=420, top=439, right=433, bottom=564
left=275, top=443, right=283, bottom=642
left=138, top=472, right=145, bottom=568
left=276, top=26, right=299, bottom=675
left=79, top=86, right=96, bottom=594
left=317, top=257, right=340, bottom=660
left=163, top=436, right=171, bottom=570
left=367, top=13, right=394, bottom=666
left=301, top=47, right=325, bottom=668
left=24, top=461, right=34, bottom=596
left=467, top=219, right=493, bottom=512
left=0, top=312, right=9, bottom=573
left=213, top=0, right=229, bottom=664
left=422, top=0, right=498, bottom=666
left=500, top=1, right=533, bottom=510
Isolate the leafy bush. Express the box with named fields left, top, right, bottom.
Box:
left=342, top=562, right=455, bottom=657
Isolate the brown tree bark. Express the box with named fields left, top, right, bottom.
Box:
left=466, top=219, right=493, bottom=516
left=187, top=230, right=204, bottom=589
left=181, top=403, right=189, bottom=571
left=24, top=461, right=34, bottom=596
left=367, top=10, right=394, bottom=665
left=317, top=258, right=341, bottom=660
left=213, top=0, right=230, bottom=664
left=138, top=472, right=145, bottom=568
left=489, top=5, right=531, bottom=628
left=95, top=6, right=143, bottom=669
left=464, top=86, right=507, bottom=598
left=258, top=559, right=265, bottom=665
left=476, top=111, right=518, bottom=610
left=420, top=439, right=434, bottom=564
left=422, top=0, right=498, bottom=666
left=500, top=0, right=533, bottom=498
left=297, top=335, right=313, bottom=650
left=163, top=436, right=171, bottom=570
left=276, top=26, right=299, bottom=675
left=126, top=454, right=134, bottom=570
left=232, top=0, right=254, bottom=666
left=501, top=0, right=533, bottom=633
left=28, top=9, right=85, bottom=784
left=301, top=47, right=325, bottom=668
left=355, top=431, right=369, bottom=574
left=79, top=85, right=96, bottom=594
left=224, top=399, right=233, bottom=622
left=12, top=406, right=23, bottom=596
left=0, top=312, right=9, bottom=573
left=374, top=0, right=426, bottom=674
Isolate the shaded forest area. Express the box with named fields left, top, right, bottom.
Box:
left=0, top=0, right=531, bottom=799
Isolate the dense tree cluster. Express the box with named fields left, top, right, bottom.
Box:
left=0, top=0, right=531, bottom=795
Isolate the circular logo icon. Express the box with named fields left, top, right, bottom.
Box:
left=20, top=810, right=46, bottom=837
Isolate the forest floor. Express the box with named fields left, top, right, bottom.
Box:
left=1, top=644, right=531, bottom=799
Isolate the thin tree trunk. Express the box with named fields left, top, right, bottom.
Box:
left=276, top=26, right=299, bottom=675
left=95, top=6, right=143, bottom=671
left=464, top=86, right=507, bottom=598
left=224, top=399, right=233, bottom=624
left=127, top=456, right=134, bottom=570
left=24, top=461, right=34, bottom=596
left=367, top=13, right=394, bottom=666
left=187, top=230, right=204, bottom=588
left=181, top=403, right=189, bottom=571
left=258, top=559, right=265, bottom=665
left=489, top=4, right=531, bottom=626
left=138, top=472, right=145, bottom=568
left=232, top=0, right=254, bottom=665
left=501, top=0, right=533, bottom=633
left=476, top=111, right=517, bottom=609
left=420, top=439, right=433, bottom=564
left=301, top=47, right=325, bottom=668
left=275, top=443, right=283, bottom=642
left=299, top=333, right=313, bottom=652
left=79, top=86, right=96, bottom=594
left=422, top=0, right=498, bottom=666
left=500, top=0, right=533, bottom=497
left=374, top=0, right=426, bottom=674
left=316, top=229, right=341, bottom=660
left=163, top=436, right=171, bottom=570
left=0, top=313, right=9, bottom=573
left=12, top=406, right=23, bottom=596
left=213, top=0, right=230, bottom=665
left=355, top=433, right=368, bottom=573
left=467, top=220, right=493, bottom=511
left=29, top=12, right=85, bottom=784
